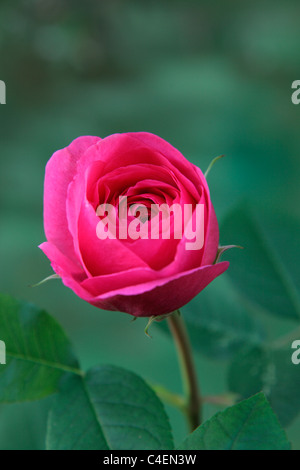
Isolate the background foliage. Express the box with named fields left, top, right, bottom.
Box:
left=0, top=0, right=299, bottom=449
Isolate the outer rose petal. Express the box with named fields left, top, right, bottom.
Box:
left=43, top=136, right=101, bottom=261
left=127, top=132, right=201, bottom=186
left=201, top=202, right=219, bottom=266
left=60, top=261, right=229, bottom=317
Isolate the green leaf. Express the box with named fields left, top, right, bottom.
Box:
left=228, top=345, right=300, bottom=426
left=47, top=365, right=174, bottom=450
left=0, top=294, right=80, bottom=402
left=185, top=278, right=265, bottom=359
left=221, top=203, right=300, bottom=320
left=178, top=393, right=291, bottom=450
left=158, top=277, right=265, bottom=360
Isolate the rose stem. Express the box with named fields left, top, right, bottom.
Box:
left=167, top=310, right=202, bottom=432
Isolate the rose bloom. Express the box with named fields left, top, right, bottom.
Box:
left=40, top=133, right=229, bottom=317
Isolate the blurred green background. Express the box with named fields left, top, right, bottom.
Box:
left=0, top=0, right=300, bottom=450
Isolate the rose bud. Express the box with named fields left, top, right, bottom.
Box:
left=40, top=133, right=229, bottom=317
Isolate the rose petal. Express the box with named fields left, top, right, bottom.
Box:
left=43, top=136, right=100, bottom=261
left=59, top=261, right=229, bottom=317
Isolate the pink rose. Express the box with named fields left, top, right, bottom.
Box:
left=40, top=133, right=228, bottom=317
